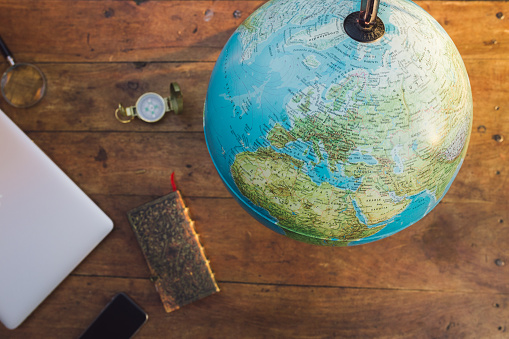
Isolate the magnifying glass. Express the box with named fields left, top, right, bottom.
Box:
left=0, top=36, right=46, bottom=108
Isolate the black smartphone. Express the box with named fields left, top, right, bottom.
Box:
left=79, top=293, right=148, bottom=339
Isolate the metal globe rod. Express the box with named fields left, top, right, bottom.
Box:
left=359, top=0, right=380, bottom=27
left=344, top=0, right=385, bottom=42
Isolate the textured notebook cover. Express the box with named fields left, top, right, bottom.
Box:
left=127, top=190, right=219, bottom=312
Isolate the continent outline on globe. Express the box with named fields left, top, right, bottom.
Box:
left=204, top=0, right=473, bottom=246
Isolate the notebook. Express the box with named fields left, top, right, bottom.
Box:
left=0, top=109, right=113, bottom=330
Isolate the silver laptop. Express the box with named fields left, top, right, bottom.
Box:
left=0, top=109, right=113, bottom=330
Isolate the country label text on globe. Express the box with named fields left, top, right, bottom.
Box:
left=204, top=0, right=473, bottom=245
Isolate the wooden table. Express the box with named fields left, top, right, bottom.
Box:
left=0, top=0, right=508, bottom=337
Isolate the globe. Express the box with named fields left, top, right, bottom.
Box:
left=204, top=0, right=473, bottom=246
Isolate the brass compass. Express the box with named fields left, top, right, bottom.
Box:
left=115, top=82, right=183, bottom=123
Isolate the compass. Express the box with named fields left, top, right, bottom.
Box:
left=115, top=82, right=183, bottom=123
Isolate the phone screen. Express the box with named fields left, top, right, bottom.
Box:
left=79, top=293, right=148, bottom=339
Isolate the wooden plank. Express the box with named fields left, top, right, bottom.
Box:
left=1, top=276, right=507, bottom=338
left=25, top=131, right=227, bottom=197
left=0, top=58, right=507, bottom=134
left=75, top=194, right=509, bottom=293
left=20, top=119, right=508, bottom=202
left=0, top=0, right=265, bottom=63
left=446, top=59, right=509, bottom=203
left=0, top=57, right=498, bottom=204
left=0, top=62, right=213, bottom=132
left=0, top=1, right=507, bottom=63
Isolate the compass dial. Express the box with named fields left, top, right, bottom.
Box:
left=135, top=93, right=166, bottom=122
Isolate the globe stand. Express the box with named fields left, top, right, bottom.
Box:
left=344, top=0, right=385, bottom=42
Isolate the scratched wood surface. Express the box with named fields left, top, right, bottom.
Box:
left=1, top=0, right=508, bottom=338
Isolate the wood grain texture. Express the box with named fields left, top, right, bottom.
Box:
left=0, top=62, right=212, bottom=132
left=74, top=194, right=509, bottom=294
left=0, top=1, right=507, bottom=62
left=15, top=113, right=508, bottom=202
left=0, top=58, right=508, bottom=133
left=4, top=276, right=509, bottom=338
left=1, top=0, right=509, bottom=337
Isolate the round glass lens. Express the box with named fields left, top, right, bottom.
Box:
left=1, top=63, right=46, bottom=108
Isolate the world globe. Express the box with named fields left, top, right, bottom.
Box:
left=204, top=0, right=473, bottom=246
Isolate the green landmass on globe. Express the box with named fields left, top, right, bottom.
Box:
left=204, top=0, right=473, bottom=246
